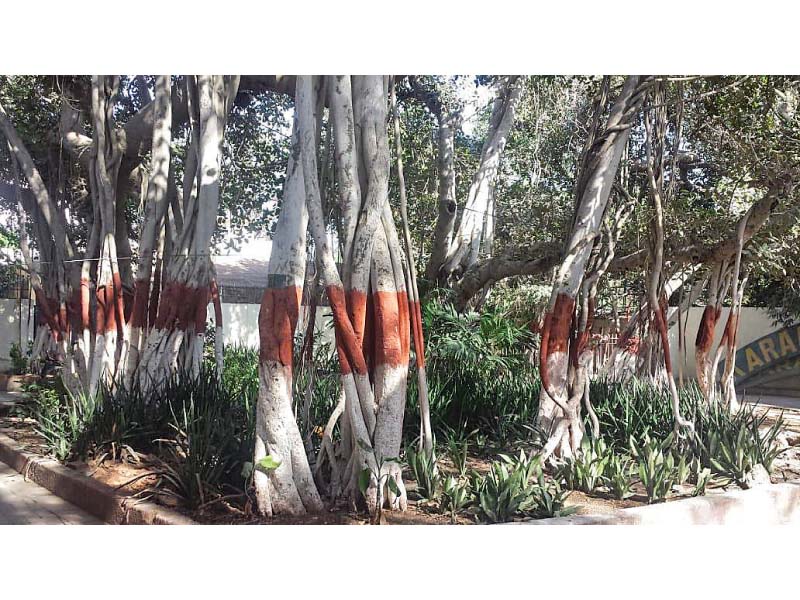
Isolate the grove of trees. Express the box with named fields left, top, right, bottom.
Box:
left=1, top=74, right=799, bottom=517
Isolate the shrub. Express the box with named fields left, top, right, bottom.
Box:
left=440, top=475, right=472, bottom=523
left=9, top=342, right=28, bottom=375
left=528, top=473, right=577, bottom=519
left=408, top=300, right=541, bottom=444
left=604, top=453, right=635, bottom=500
left=154, top=370, right=248, bottom=508
left=590, top=378, right=703, bottom=447
left=446, top=434, right=470, bottom=478
left=27, top=379, right=98, bottom=462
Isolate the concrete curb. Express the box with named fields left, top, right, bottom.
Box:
left=0, top=432, right=196, bottom=525
left=523, top=482, right=800, bottom=525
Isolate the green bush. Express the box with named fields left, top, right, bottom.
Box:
left=9, top=342, right=28, bottom=375
left=440, top=475, right=472, bottom=523
left=408, top=300, right=541, bottom=444
left=528, top=473, right=577, bottom=519
left=154, top=369, right=248, bottom=508
left=604, top=453, right=635, bottom=500
left=630, top=434, right=678, bottom=504
left=589, top=378, right=704, bottom=447
left=406, top=444, right=440, bottom=500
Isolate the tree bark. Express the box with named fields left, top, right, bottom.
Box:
left=537, top=76, right=645, bottom=459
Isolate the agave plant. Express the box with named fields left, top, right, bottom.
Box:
left=604, top=453, right=635, bottom=500
left=440, top=475, right=472, bottom=523
left=406, top=445, right=440, bottom=500
left=556, top=436, right=611, bottom=494
left=529, top=473, right=577, bottom=519
left=473, top=450, right=542, bottom=523
left=631, top=434, right=677, bottom=504
left=695, top=402, right=785, bottom=488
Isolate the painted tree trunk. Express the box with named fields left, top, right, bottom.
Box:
left=391, top=78, right=433, bottom=454
left=126, top=75, right=172, bottom=388
left=253, top=102, right=323, bottom=516
left=536, top=76, right=644, bottom=459
left=297, top=75, right=412, bottom=515
left=137, top=75, right=238, bottom=391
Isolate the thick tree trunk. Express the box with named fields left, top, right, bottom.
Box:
left=298, top=75, right=411, bottom=515
left=254, top=100, right=323, bottom=517
left=137, top=75, right=238, bottom=391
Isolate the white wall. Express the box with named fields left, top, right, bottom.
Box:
left=668, top=307, right=780, bottom=380
left=0, top=298, right=33, bottom=360
left=211, top=302, right=334, bottom=351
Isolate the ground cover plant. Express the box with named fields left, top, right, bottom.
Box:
left=17, top=296, right=789, bottom=523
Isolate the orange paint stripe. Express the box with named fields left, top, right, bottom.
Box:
left=327, top=285, right=368, bottom=376
left=258, top=286, right=301, bottom=368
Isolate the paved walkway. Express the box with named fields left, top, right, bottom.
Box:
left=0, top=462, right=102, bottom=524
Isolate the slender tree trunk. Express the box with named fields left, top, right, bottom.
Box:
left=391, top=78, right=433, bottom=454
left=537, top=76, right=645, bottom=459
left=436, top=77, right=522, bottom=282
left=126, top=75, right=172, bottom=387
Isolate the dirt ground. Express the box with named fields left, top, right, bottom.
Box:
left=2, top=403, right=800, bottom=525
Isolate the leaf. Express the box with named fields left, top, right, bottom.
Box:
left=357, top=439, right=372, bottom=452
left=256, top=455, right=281, bottom=472
left=358, top=468, right=372, bottom=496
left=386, top=476, right=400, bottom=496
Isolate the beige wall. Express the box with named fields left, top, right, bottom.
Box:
left=668, top=307, right=780, bottom=380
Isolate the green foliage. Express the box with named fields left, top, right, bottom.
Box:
left=695, top=403, right=784, bottom=487
left=409, top=300, right=541, bottom=443
left=26, top=360, right=258, bottom=509
left=630, top=434, right=677, bottom=504
left=528, top=473, right=577, bottom=519
left=27, top=379, right=76, bottom=462
left=556, top=436, right=611, bottom=494
left=152, top=369, right=250, bottom=509
left=692, top=459, right=713, bottom=497
left=604, top=453, right=635, bottom=500
left=406, top=445, right=440, bottom=500
left=589, top=378, right=704, bottom=447
left=8, top=342, right=28, bottom=375
left=446, top=436, right=470, bottom=479
left=440, top=475, right=472, bottom=523
left=473, top=450, right=543, bottom=523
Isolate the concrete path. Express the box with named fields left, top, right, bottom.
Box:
left=0, top=461, right=102, bottom=524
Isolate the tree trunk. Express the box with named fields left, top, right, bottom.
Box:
left=435, top=77, right=522, bottom=283
left=537, top=76, right=645, bottom=459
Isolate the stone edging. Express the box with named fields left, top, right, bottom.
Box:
left=0, top=432, right=195, bottom=525
left=520, top=482, right=800, bottom=525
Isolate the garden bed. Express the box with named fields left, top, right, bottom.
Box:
left=3, top=402, right=799, bottom=524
